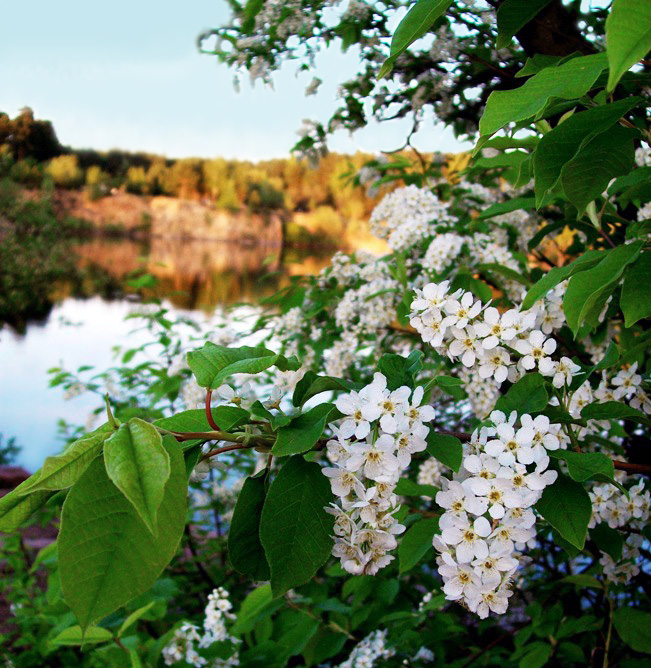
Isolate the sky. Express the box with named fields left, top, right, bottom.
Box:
left=0, top=0, right=470, bottom=160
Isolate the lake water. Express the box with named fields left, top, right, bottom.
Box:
left=0, top=237, right=336, bottom=472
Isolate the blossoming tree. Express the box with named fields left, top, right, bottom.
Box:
left=2, top=0, right=651, bottom=665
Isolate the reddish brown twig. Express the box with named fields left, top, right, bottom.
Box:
left=613, top=460, right=651, bottom=476
left=205, top=389, right=220, bottom=431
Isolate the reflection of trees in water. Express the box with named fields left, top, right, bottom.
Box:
left=71, top=238, right=335, bottom=311
left=2, top=228, right=335, bottom=333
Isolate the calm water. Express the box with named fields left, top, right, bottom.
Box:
left=0, top=238, right=335, bottom=472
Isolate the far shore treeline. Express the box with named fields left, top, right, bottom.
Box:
left=0, top=106, right=390, bottom=219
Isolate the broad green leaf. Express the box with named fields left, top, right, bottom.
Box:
left=516, top=54, right=565, bottom=78
left=553, top=451, right=614, bottom=483
left=398, top=517, right=438, bottom=573
left=613, top=607, right=651, bottom=654
left=609, top=166, right=651, bottom=196
left=478, top=197, right=537, bottom=220
left=522, top=250, right=605, bottom=311
left=377, top=351, right=423, bottom=390
left=117, top=602, right=155, bottom=638
left=232, top=584, right=280, bottom=635
left=518, top=642, right=552, bottom=668
left=18, top=432, right=108, bottom=496
left=594, top=341, right=620, bottom=371
left=560, top=125, right=636, bottom=213
left=495, top=373, right=548, bottom=416
left=606, top=0, right=651, bottom=91
left=303, top=629, right=347, bottom=666
left=394, top=478, right=438, bottom=497
left=379, top=0, right=452, bottom=78
left=259, top=456, right=334, bottom=597
left=155, top=406, right=250, bottom=438
left=532, top=99, right=640, bottom=206
left=272, top=403, right=336, bottom=456
left=621, top=252, right=651, bottom=327
left=104, top=418, right=171, bottom=535
left=581, top=400, right=651, bottom=427
left=496, top=0, right=553, bottom=49
left=292, top=372, right=359, bottom=407
left=58, top=440, right=187, bottom=630
left=590, top=523, right=623, bottom=561
left=186, top=343, right=300, bottom=389
left=536, top=473, right=591, bottom=549
left=228, top=471, right=270, bottom=581
left=426, top=432, right=462, bottom=472
left=276, top=610, right=320, bottom=662
left=0, top=475, right=52, bottom=532
left=48, top=625, right=113, bottom=647
left=479, top=53, right=608, bottom=138
left=563, top=241, right=643, bottom=335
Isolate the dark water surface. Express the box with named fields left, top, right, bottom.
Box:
left=0, top=238, right=335, bottom=471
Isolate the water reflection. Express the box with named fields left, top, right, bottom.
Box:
left=70, top=238, right=334, bottom=310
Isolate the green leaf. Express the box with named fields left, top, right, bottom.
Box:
left=532, top=99, right=640, bottom=206
left=18, top=432, right=108, bottom=496
left=0, top=476, right=52, bottom=532
left=394, top=478, right=439, bottom=497
left=621, top=252, right=651, bottom=326
left=292, top=372, right=359, bottom=407
left=613, top=607, right=651, bottom=654
left=581, top=400, right=651, bottom=427
left=379, top=0, right=452, bottom=78
left=117, top=602, right=155, bottom=638
left=590, top=523, right=623, bottom=561
left=479, top=53, right=608, bottom=138
left=496, top=0, right=553, bottom=49
left=272, top=403, right=336, bottom=456
left=495, top=373, right=548, bottom=415
left=398, top=517, right=438, bottom=573
left=521, top=250, right=605, bottom=310
left=594, top=341, right=620, bottom=371
left=535, top=473, right=591, bottom=550
left=187, top=343, right=300, bottom=389
left=155, top=406, right=249, bottom=437
left=606, top=0, right=651, bottom=91
left=518, top=642, right=552, bottom=668
left=104, top=418, right=171, bottom=535
left=228, top=471, right=270, bottom=581
left=58, top=440, right=187, bottom=630
left=277, top=610, right=320, bottom=662
left=377, top=351, right=423, bottom=390
left=48, top=625, right=113, bottom=647
left=478, top=197, right=537, bottom=220
left=232, top=584, right=279, bottom=635
left=426, top=432, right=462, bottom=472
left=553, top=451, right=615, bottom=483
left=560, top=125, right=636, bottom=213
left=563, top=241, right=644, bottom=335
left=259, top=456, right=334, bottom=597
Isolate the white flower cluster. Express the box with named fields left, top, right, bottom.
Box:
left=418, top=456, right=448, bottom=487
left=336, top=629, right=395, bottom=668
left=370, top=185, right=454, bottom=251
left=434, top=410, right=561, bottom=618
left=409, top=281, right=581, bottom=389
left=334, top=262, right=398, bottom=335
left=163, top=588, right=239, bottom=667
left=323, top=373, right=434, bottom=574
left=589, top=478, right=650, bottom=584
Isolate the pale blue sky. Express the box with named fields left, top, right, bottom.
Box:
left=0, top=0, right=468, bottom=160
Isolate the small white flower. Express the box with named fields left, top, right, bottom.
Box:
left=515, top=330, right=557, bottom=370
